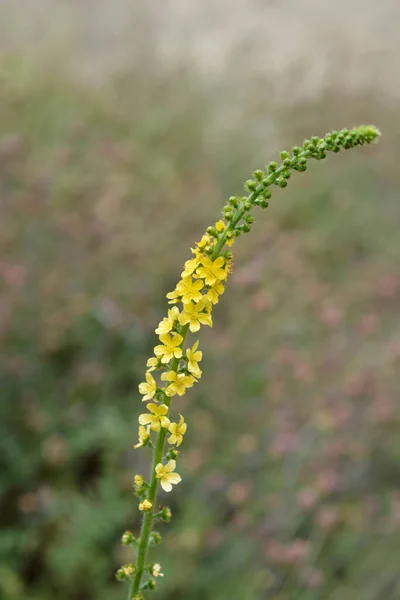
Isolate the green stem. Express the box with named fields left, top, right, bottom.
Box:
left=129, top=147, right=310, bottom=595
left=130, top=149, right=306, bottom=594
left=128, top=324, right=190, bottom=598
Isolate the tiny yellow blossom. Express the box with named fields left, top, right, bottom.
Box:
left=166, top=276, right=204, bottom=304
left=186, top=340, right=202, bottom=377
left=191, top=233, right=213, bottom=255
left=138, top=403, right=170, bottom=432
left=151, top=563, right=164, bottom=577
left=178, top=299, right=212, bottom=332
left=161, top=371, right=196, bottom=397
left=154, top=332, right=183, bottom=363
left=155, top=307, right=179, bottom=335
left=138, top=371, right=157, bottom=401
left=155, top=460, right=182, bottom=492
left=206, top=280, right=225, bottom=304
left=195, top=256, right=228, bottom=285
left=134, top=474, right=144, bottom=487
left=146, top=357, right=159, bottom=372
left=168, top=414, right=187, bottom=447
left=181, top=256, right=201, bottom=278
left=215, top=219, right=226, bottom=232
left=139, top=499, right=152, bottom=511
left=134, top=425, right=151, bottom=448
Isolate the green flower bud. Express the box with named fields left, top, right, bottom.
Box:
left=121, top=531, right=138, bottom=547
left=253, top=169, right=264, bottom=181
left=223, top=207, right=233, bottom=220
left=244, top=179, right=257, bottom=192
left=166, top=448, right=179, bottom=460
left=206, top=226, right=218, bottom=238
left=149, top=531, right=162, bottom=546
left=228, top=196, right=239, bottom=207
left=267, top=161, right=277, bottom=172
left=160, top=506, right=172, bottom=522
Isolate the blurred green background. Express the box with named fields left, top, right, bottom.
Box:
left=1, top=2, right=400, bottom=599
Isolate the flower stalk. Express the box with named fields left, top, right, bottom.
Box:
left=117, top=125, right=380, bottom=598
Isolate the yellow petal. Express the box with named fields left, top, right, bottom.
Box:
left=161, top=480, right=173, bottom=492
left=165, top=459, right=176, bottom=472
left=167, top=473, right=181, bottom=485
left=138, top=414, right=152, bottom=426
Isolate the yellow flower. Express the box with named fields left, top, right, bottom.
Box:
left=154, top=332, right=183, bottom=363
left=146, top=357, right=159, bottom=372
left=215, top=220, right=226, bottom=232
left=139, top=499, right=152, bottom=511
left=151, top=563, right=164, bottom=578
left=195, top=256, right=227, bottom=285
left=134, top=425, right=151, bottom=448
left=186, top=340, right=202, bottom=377
left=138, top=403, right=170, bottom=432
left=134, top=474, right=144, bottom=487
left=166, top=277, right=204, bottom=305
left=155, top=460, right=182, bottom=492
left=161, top=371, right=196, bottom=397
left=206, top=280, right=225, bottom=304
left=138, top=372, right=157, bottom=401
left=155, top=307, right=179, bottom=335
left=168, top=414, right=187, bottom=447
left=191, top=233, right=213, bottom=255
left=181, top=256, right=201, bottom=278
left=178, top=299, right=212, bottom=332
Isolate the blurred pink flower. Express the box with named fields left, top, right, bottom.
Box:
left=303, top=566, right=324, bottom=589
left=297, top=488, right=319, bottom=511
left=315, top=506, right=339, bottom=531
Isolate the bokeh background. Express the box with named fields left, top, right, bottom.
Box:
left=1, top=2, right=400, bottom=599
